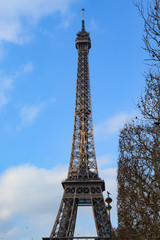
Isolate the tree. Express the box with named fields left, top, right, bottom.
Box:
left=117, top=0, right=160, bottom=239
left=117, top=121, right=160, bottom=239
left=135, top=0, right=160, bottom=64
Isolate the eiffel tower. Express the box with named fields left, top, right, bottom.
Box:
left=43, top=9, right=112, bottom=240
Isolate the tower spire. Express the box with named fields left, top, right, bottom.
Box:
left=82, top=8, right=85, bottom=30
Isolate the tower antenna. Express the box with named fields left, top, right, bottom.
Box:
left=82, top=8, right=85, bottom=30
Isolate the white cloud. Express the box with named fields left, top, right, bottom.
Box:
left=0, top=76, right=13, bottom=91
left=59, top=19, right=71, bottom=29
left=95, top=113, right=132, bottom=139
left=0, top=92, right=8, bottom=108
left=20, top=62, right=34, bottom=74
left=106, top=113, right=131, bottom=133
left=89, top=19, right=98, bottom=31
left=0, top=0, right=77, bottom=44
left=97, top=154, right=115, bottom=168
left=0, top=75, right=13, bottom=108
left=0, top=63, right=34, bottom=109
left=0, top=165, right=67, bottom=221
left=18, top=98, right=55, bottom=129
left=0, top=164, right=117, bottom=239
left=20, top=104, right=42, bottom=124
left=0, top=165, right=67, bottom=239
left=0, top=44, right=4, bottom=60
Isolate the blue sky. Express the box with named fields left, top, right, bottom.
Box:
left=0, top=0, right=147, bottom=239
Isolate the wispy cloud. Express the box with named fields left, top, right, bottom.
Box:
left=0, top=75, right=13, bottom=108
left=0, top=62, right=34, bottom=109
left=89, top=19, right=98, bottom=31
left=0, top=0, right=77, bottom=44
left=95, top=113, right=132, bottom=140
left=0, top=44, right=4, bottom=60
left=18, top=98, right=56, bottom=129
left=58, top=19, right=71, bottom=29
left=0, top=92, right=8, bottom=108
left=57, top=10, right=75, bottom=30
left=97, top=154, right=115, bottom=168
left=20, top=104, right=43, bottom=124
left=20, top=62, right=34, bottom=74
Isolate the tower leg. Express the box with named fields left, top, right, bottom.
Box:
left=50, top=193, right=78, bottom=238
left=90, top=188, right=110, bottom=238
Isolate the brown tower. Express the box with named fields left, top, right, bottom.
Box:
left=43, top=9, right=111, bottom=240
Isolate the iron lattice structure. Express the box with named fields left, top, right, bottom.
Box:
left=44, top=12, right=111, bottom=240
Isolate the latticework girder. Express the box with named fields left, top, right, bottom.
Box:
left=68, top=34, right=98, bottom=180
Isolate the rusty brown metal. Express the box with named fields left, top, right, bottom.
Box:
left=46, top=11, right=111, bottom=240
